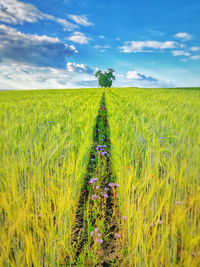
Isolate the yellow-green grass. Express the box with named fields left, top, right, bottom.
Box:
left=0, top=89, right=102, bottom=266
left=106, top=88, right=200, bottom=266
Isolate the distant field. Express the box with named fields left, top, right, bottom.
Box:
left=0, top=88, right=200, bottom=266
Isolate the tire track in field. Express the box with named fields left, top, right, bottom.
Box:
left=69, top=92, right=120, bottom=266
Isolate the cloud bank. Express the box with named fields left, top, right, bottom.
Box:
left=172, top=50, right=191, bottom=56
left=0, top=62, right=96, bottom=90
left=66, top=62, right=93, bottom=73
left=0, top=24, right=77, bottom=67
left=126, top=71, right=157, bottom=82
left=0, top=0, right=78, bottom=31
left=114, top=71, right=173, bottom=88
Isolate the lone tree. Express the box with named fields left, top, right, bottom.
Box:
left=95, top=68, right=115, bottom=87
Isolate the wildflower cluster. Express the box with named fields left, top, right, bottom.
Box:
left=95, top=145, right=109, bottom=156
left=89, top=177, right=98, bottom=184
left=108, top=182, right=119, bottom=188
left=89, top=178, right=111, bottom=201
left=160, top=136, right=164, bottom=145
left=82, top=96, right=124, bottom=256
left=101, top=187, right=109, bottom=199
left=89, top=178, right=99, bottom=201
left=90, top=227, right=103, bottom=244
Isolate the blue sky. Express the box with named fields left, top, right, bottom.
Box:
left=0, top=0, right=200, bottom=89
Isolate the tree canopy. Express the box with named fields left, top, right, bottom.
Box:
left=95, top=68, right=115, bottom=87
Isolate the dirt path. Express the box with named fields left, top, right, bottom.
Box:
left=69, top=92, right=120, bottom=266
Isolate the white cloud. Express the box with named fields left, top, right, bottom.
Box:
left=66, top=62, right=93, bottom=73
left=0, top=0, right=44, bottom=24
left=99, top=35, right=105, bottom=39
left=174, top=32, right=192, bottom=41
left=114, top=70, right=173, bottom=88
left=120, top=41, right=177, bottom=53
left=190, top=55, right=200, bottom=60
left=0, top=62, right=96, bottom=90
left=68, top=15, right=93, bottom=26
left=0, top=0, right=78, bottom=31
left=95, top=45, right=110, bottom=49
left=0, top=24, right=77, bottom=67
left=190, top=46, right=200, bottom=52
left=172, top=50, right=191, bottom=56
left=94, top=44, right=111, bottom=52
left=127, top=71, right=142, bottom=80
left=126, top=71, right=157, bottom=81
left=68, top=31, right=91, bottom=44
left=55, top=18, right=78, bottom=31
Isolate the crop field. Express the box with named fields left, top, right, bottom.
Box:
left=107, top=88, right=200, bottom=266
left=0, top=87, right=200, bottom=266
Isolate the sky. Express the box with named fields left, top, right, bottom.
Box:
left=0, top=0, right=200, bottom=90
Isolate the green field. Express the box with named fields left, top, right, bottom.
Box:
left=0, top=88, right=200, bottom=266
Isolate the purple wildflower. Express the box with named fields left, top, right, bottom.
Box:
left=96, top=185, right=99, bottom=189
left=104, top=187, right=109, bottom=191
left=94, top=227, right=99, bottom=232
left=89, top=178, right=98, bottom=184
left=96, top=145, right=107, bottom=154
left=97, top=129, right=101, bottom=132
left=90, top=231, right=94, bottom=236
left=160, top=137, right=164, bottom=145
left=101, top=193, right=108, bottom=198
left=91, top=158, right=95, bottom=161
left=108, top=183, right=116, bottom=188
left=175, top=201, right=181, bottom=205
left=115, top=233, right=121, bottom=238
left=96, top=238, right=103, bottom=244
left=97, top=233, right=101, bottom=237
left=91, top=195, right=98, bottom=200
left=101, top=151, right=108, bottom=156
left=108, top=183, right=119, bottom=188
left=122, top=216, right=127, bottom=221
left=95, top=146, right=103, bottom=151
